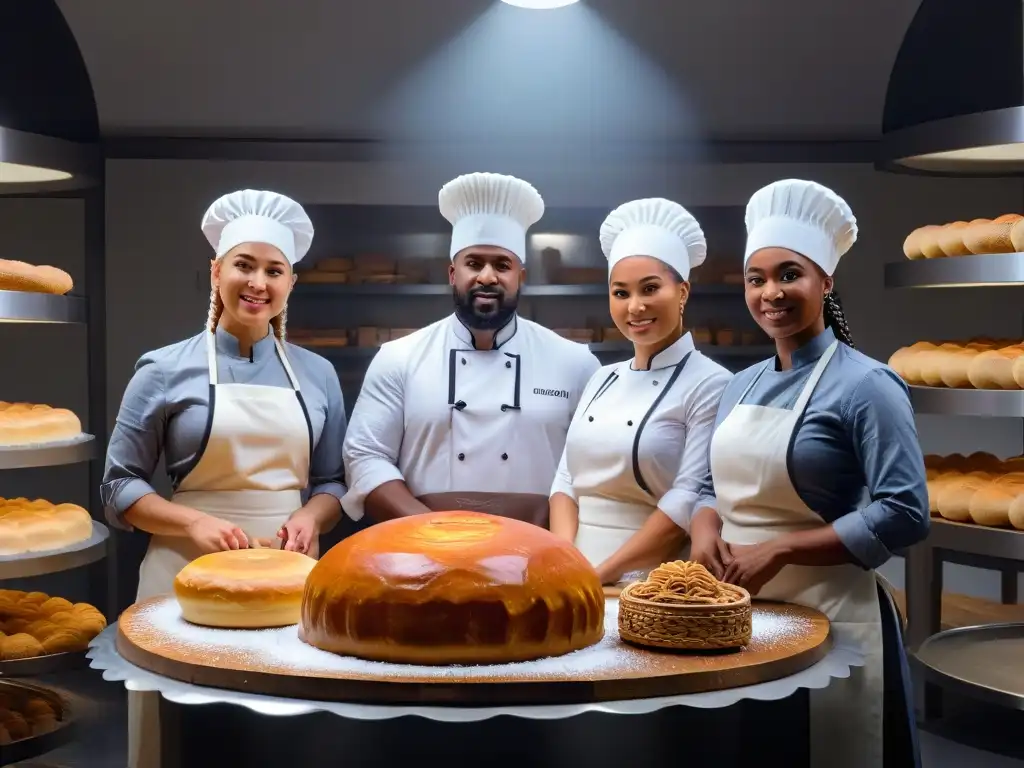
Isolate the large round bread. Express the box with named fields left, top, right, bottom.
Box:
left=0, top=498, right=92, bottom=556
left=299, top=510, right=606, bottom=665
left=174, top=549, right=317, bottom=628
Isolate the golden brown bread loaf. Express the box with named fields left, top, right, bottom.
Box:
left=299, top=511, right=606, bottom=665
left=0, top=402, right=82, bottom=446
left=174, top=548, right=317, bottom=628
left=925, top=453, right=1024, bottom=528
left=0, top=260, right=73, bottom=295
left=904, top=215, right=1024, bottom=259
left=889, top=339, right=1024, bottom=389
left=0, top=498, right=92, bottom=556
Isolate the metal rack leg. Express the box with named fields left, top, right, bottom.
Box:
left=1000, top=568, right=1019, bottom=604
left=905, top=539, right=943, bottom=722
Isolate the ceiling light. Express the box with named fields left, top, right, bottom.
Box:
left=500, top=0, right=580, bottom=9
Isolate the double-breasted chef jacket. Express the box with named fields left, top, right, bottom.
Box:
left=551, top=331, right=731, bottom=575
left=342, top=313, right=600, bottom=526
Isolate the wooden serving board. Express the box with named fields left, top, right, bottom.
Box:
left=116, top=596, right=832, bottom=706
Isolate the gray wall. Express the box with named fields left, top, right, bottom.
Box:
left=4, top=158, right=1023, bottom=602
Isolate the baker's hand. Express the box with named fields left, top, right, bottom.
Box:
left=722, top=542, right=786, bottom=596
left=689, top=529, right=733, bottom=580
left=186, top=514, right=248, bottom=554
left=278, top=508, right=320, bottom=558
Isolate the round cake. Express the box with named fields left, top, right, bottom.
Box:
left=299, top=510, right=606, bottom=665
left=174, top=548, right=317, bottom=629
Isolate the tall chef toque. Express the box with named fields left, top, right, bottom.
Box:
left=439, top=172, right=545, bottom=263
left=599, top=198, right=707, bottom=281
left=201, top=189, right=315, bottom=267
left=744, top=179, right=857, bottom=276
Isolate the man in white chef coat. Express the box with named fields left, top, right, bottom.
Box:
left=342, top=172, right=601, bottom=527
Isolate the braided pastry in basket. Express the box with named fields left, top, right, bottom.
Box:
left=618, top=561, right=752, bottom=650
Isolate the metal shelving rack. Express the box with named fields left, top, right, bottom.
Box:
left=289, top=203, right=772, bottom=417
left=883, top=253, right=1024, bottom=718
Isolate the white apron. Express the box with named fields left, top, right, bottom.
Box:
left=569, top=354, right=693, bottom=581
left=129, top=331, right=313, bottom=768
left=709, top=341, right=884, bottom=768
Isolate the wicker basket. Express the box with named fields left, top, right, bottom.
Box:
left=617, top=582, right=753, bottom=651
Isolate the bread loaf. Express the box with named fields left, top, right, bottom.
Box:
left=890, top=339, right=1024, bottom=390
left=174, top=549, right=317, bottom=629
left=937, top=222, right=972, bottom=257
left=0, top=260, right=73, bottom=295
left=926, top=453, right=1024, bottom=528
left=0, top=403, right=81, bottom=446
left=299, top=511, right=606, bottom=665
left=963, top=215, right=1022, bottom=254
left=904, top=215, right=1024, bottom=259
left=0, top=498, right=92, bottom=556
left=904, top=226, right=940, bottom=260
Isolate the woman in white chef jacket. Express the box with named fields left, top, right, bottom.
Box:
left=549, top=198, right=732, bottom=585
left=102, top=189, right=347, bottom=768
left=689, top=179, right=928, bottom=767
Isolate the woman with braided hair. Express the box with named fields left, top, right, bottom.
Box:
left=688, top=179, right=928, bottom=767
left=102, top=190, right=346, bottom=768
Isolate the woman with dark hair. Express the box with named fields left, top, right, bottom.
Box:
left=688, top=179, right=928, bottom=767
left=549, top=198, right=731, bottom=585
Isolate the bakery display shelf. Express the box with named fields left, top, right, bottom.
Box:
left=907, top=386, right=1024, bottom=418
left=0, top=434, right=95, bottom=470
left=293, top=283, right=743, bottom=299
left=884, top=252, right=1024, bottom=289
left=0, top=679, right=76, bottom=767
left=0, top=290, right=86, bottom=325
left=913, top=622, right=1024, bottom=711
left=0, top=522, right=109, bottom=580
left=925, top=518, right=1024, bottom=562
left=0, top=650, right=87, bottom=678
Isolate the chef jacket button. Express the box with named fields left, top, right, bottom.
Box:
left=462, top=358, right=467, bottom=365
left=627, top=420, right=633, bottom=426
left=501, top=404, right=508, bottom=412
left=588, top=416, right=594, bottom=422
left=653, top=380, right=659, bottom=386
left=501, top=453, right=508, bottom=460
left=458, top=453, right=465, bottom=461
left=505, top=361, right=511, bottom=368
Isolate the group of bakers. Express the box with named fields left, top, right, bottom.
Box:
left=101, top=172, right=929, bottom=768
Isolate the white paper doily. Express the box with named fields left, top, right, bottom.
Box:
left=87, top=625, right=864, bottom=722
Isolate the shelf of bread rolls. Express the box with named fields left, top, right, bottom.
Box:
left=880, top=215, right=1024, bottom=290
left=0, top=403, right=96, bottom=470
left=888, top=339, right=1024, bottom=416
left=0, top=262, right=84, bottom=325
left=0, top=678, right=76, bottom=765
left=887, top=216, right=1024, bottom=288
left=925, top=453, right=1024, bottom=547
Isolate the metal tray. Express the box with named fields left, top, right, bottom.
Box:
left=0, top=434, right=95, bottom=470
left=914, top=622, right=1024, bottom=710
left=0, top=651, right=88, bottom=678
left=0, top=522, right=109, bottom=580
left=0, top=290, right=86, bottom=325
left=0, top=679, right=75, bottom=766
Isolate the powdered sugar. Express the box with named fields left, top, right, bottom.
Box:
left=133, top=598, right=817, bottom=682
left=137, top=598, right=627, bottom=679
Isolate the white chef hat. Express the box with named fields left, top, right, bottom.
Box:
left=744, top=179, right=857, bottom=276
left=201, top=189, right=314, bottom=267
left=438, top=172, right=545, bottom=262
left=599, top=198, right=707, bottom=281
